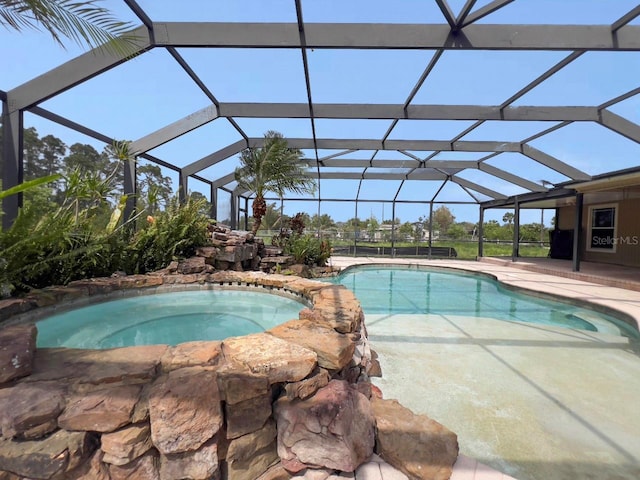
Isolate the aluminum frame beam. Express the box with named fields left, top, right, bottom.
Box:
left=455, top=0, right=479, bottom=28
left=211, top=172, right=237, bottom=189
left=130, top=105, right=219, bottom=154
left=218, top=103, right=600, bottom=121
left=450, top=175, right=507, bottom=199
left=4, top=7, right=636, bottom=223
left=482, top=187, right=576, bottom=208
left=1, top=109, right=23, bottom=229
left=28, top=106, right=180, bottom=172
left=406, top=170, right=451, bottom=181
left=305, top=159, right=420, bottom=168
left=316, top=172, right=408, bottom=180
left=183, top=140, right=247, bottom=177
left=522, top=145, right=591, bottom=180
left=599, top=110, right=640, bottom=144
left=186, top=137, right=528, bottom=177
left=287, top=138, right=523, bottom=152
left=151, top=22, right=640, bottom=51
left=461, top=0, right=516, bottom=28
left=7, top=26, right=151, bottom=111
left=479, top=163, right=548, bottom=192
left=612, top=5, right=640, bottom=32
left=435, top=0, right=457, bottom=30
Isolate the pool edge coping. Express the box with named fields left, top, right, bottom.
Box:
left=332, top=259, right=640, bottom=334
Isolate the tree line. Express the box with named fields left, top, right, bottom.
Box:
left=0, top=126, right=179, bottom=213
left=258, top=204, right=551, bottom=244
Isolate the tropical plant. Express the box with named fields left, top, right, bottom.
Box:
left=234, top=131, right=316, bottom=235
left=125, top=196, right=210, bottom=274
left=261, top=202, right=285, bottom=231
left=0, top=173, right=60, bottom=200
left=0, top=0, right=139, bottom=55
left=288, top=234, right=332, bottom=267
left=309, top=213, right=335, bottom=232
left=366, top=215, right=379, bottom=242
left=502, top=212, right=515, bottom=225
left=0, top=172, right=127, bottom=294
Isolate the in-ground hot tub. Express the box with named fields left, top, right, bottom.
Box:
left=36, top=288, right=308, bottom=349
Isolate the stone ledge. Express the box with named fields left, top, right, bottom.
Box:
left=0, top=264, right=461, bottom=480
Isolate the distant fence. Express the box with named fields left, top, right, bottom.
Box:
left=331, top=245, right=457, bottom=258
left=254, top=230, right=549, bottom=260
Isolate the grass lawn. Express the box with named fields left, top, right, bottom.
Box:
left=332, top=240, right=549, bottom=260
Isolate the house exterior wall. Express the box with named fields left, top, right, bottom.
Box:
left=557, top=189, right=640, bottom=267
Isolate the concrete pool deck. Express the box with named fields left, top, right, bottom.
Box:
left=329, top=257, right=640, bottom=480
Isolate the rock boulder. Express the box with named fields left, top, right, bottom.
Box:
left=0, top=429, right=95, bottom=479
left=371, top=397, right=458, bottom=480
left=101, top=423, right=152, bottom=466
left=268, top=320, right=356, bottom=372
left=109, top=450, right=160, bottom=480
left=160, top=439, right=219, bottom=480
left=0, top=324, right=37, bottom=384
left=222, top=334, right=317, bottom=385
left=149, top=367, right=222, bottom=454
left=58, top=384, right=141, bottom=433
left=275, top=380, right=375, bottom=473
left=226, top=420, right=278, bottom=480
left=0, top=382, right=65, bottom=440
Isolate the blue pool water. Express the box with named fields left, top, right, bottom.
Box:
left=329, top=266, right=639, bottom=339
left=36, top=290, right=304, bottom=349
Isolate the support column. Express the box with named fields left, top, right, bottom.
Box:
left=2, top=107, right=23, bottom=230
left=478, top=206, right=484, bottom=258
left=123, top=156, right=137, bottom=222
left=512, top=198, right=520, bottom=261
left=391, top=201, right=397, bottom=257
left=572, top=193, right=583, bottom=272
left=178, top=170, right=188, bottom=203
left=428, top=202, right=434, bottom=259
left=230, top=193, right=237, bottom=230
left=353, top=200, right=359, bottom=256
left=244, top=197, right=249, bottom=231
left=210, top=184, right=217, bottom=220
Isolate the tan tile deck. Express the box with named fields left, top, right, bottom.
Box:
left=479, top=257, right=640, bottom=293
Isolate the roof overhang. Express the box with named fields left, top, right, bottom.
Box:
left=481, top=188, right=577, bottom=210
left=569, top=171, right=640, bottom=193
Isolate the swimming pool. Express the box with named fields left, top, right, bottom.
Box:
left=329, top=265, right=639, bottom=338
left=36, top=289, right=305, bottom=349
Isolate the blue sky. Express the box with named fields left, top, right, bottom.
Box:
left=2, top=0, right=640, bottom=226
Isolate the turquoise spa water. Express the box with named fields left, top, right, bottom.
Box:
left=36, top=290, right=304, bottom=349
left=329, top=266, right=639, bottom=339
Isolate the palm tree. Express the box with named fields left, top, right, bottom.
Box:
left=502, top=212, right=515, bottom=225
left=0, top=0, right=138, bottom=55
left=234, top=131, right=316, bottom=235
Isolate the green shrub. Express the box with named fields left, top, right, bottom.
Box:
left=124, top=197, right=210, bottom=274
left=0, top=189, right=211, bottom=296
left=0, top=201, right=126, bottom=294
left=288, top=234, right=332, bottom=266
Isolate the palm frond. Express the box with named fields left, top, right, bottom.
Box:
left=0, top=0, right=37, bottom=30
left=0, top=173, right=61, bottom=200
left=234, top=130, right=316, bottom=200
left=0, top=0, right=141, bottom=56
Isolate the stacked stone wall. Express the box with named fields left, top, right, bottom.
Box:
left=0, top=266, right=458, bottom=480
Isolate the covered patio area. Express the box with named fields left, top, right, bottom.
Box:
left=479, top=256, right=640, bottom=292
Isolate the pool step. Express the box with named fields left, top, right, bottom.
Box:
left=450, top=454, right=518, bottom=480
left=351, top=454, right=517, bottom=480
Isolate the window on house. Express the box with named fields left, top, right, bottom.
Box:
left=587, top=204, right=617, bottom=253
